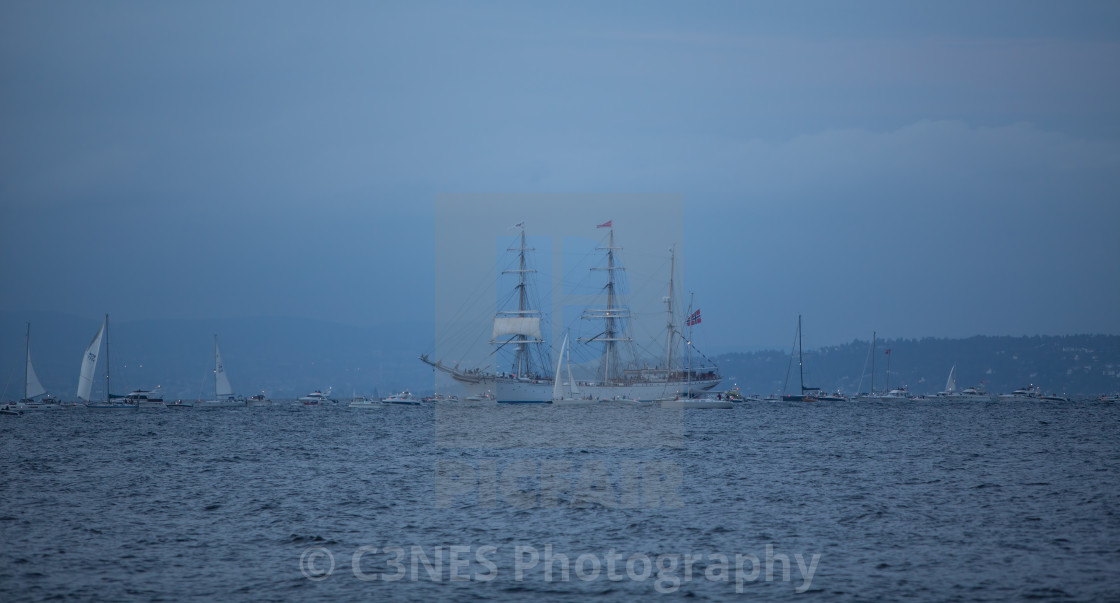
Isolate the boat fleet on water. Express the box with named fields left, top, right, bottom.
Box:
left=3, top=223, right=1113, bottom=415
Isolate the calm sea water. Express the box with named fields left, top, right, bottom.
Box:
left=1, top=400, right=1118, bottom=601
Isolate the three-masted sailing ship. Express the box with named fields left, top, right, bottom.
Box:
left=420, top=223, right=721, bottom=402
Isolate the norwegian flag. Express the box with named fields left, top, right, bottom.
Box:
left=685, top=309, right=701, bottom=326
left=597, top=220, right=612, bottom=229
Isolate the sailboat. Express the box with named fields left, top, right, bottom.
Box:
left=552, top=332, right=595, bottom=406
left=782, top=315, right=823, bottom=402
left=929, top=364, right=996, bottom=401
left=661, top=294, right=732, bottom=409
left=196, top=335, right=246, bottom=407
left=15, top=323, right=62, bottom=410
left=80, top=315, right=164, bottom=409
left=852, top=332, right=880, bottom=402
left=421, top=224, right=722, bottom=402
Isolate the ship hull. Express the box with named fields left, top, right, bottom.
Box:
left=456, top=376, right=722, bottom=403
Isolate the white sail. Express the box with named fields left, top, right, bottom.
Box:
left=552, top=334, right=567, bottom=400
left=77, top=318, right=106, bottom=402
left=215, top=338, right=233, bottom=397
left=26, top=352, right=46, bottom=399
left=492, top=317, right=542, bottom=340
left=945, top=364, right=957, bottom=394
left=567, top=336, right=579, bottom=396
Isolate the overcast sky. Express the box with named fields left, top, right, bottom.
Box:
left=2, top=1, right=1118, bottom=351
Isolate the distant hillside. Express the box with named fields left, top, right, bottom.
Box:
left=715, top=335, right=1120, bottom=397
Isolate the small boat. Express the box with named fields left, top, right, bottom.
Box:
left=15, top=396, right=67, bottom=411
left=14, top=323, right=62, bottom=411
left=381, top=390, right=422, bottom=405
left=1000, top=386, right=1041, bottom=401
left=196, top=336, right=247, bottom=407
left=852, top=332, right=900, bottom=402
left=348, top=396, right=382, bottom=408
left=166, top=399, right=194, bottom=409
left=78, top=315, right=164, bottom=409
left=879, top=387, right=913, bottom=401
left=1100, top=393, right=1120, bottom=402
left=781, top=315, right=823, bottom=402
left=926, top=365, right=996, bottom=401
left=1, top=403, right=22, bottom=416
left=552, top=333, right=599, bottom=407
left=464, top=391, right=496, bottom=404
left=299, top=389, right=333, bottom=405
left=122, top=389, right=166, bottom=409
left=660, top=394, right=733, bottom=409
left=246, top=394, right=272, bottom=406
left=660, top=294, right=731, bottom=409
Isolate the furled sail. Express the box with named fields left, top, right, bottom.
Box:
left=25, top=353, right=46, bottom=399
left=215, top=339, right=233, bottom=397
left=492, top=317, right=542, bottom=341
left=77, top=318, right=106, bottom=401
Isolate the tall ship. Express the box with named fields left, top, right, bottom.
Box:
left=421, top=223, right=721, bottom=402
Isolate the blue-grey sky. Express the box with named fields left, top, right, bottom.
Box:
left=2, top=1, right=1119, bottom=351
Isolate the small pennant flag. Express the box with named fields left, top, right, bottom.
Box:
left=885, top=349, right=892, bottom=355
left=685, top=309, right=701, bottom=326
left=508, top=221, right=525, bottom=230
left=597, top=220, right=612, bottom=229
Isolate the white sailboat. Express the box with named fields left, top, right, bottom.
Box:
left=552, top=333, right=596, bottom=406
left=197, top=335, right=245, bottom=407
left=927, top=364, right=994, bottom=401
left=81, top=315, right=164, bottom=409
left=15, top=323, right=62, bottom=410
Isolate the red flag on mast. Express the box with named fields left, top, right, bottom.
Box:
left=597, top=220, right=612, bottom=229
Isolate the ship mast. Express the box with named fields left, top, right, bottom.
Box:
left=870, top=331, right=876, bottom=394
left=798, top=314, right=804, bottom=393
left=686, top=292, right=694, bottom=397
left=494, top=225, right=542, bottom=378
left=104, top=314, right=111, bottom=403
left=580, top=227, right=631, bottom=383
left=24, top=323, right=30, bottom=400
left=664, top=247, right=675, bottom=373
